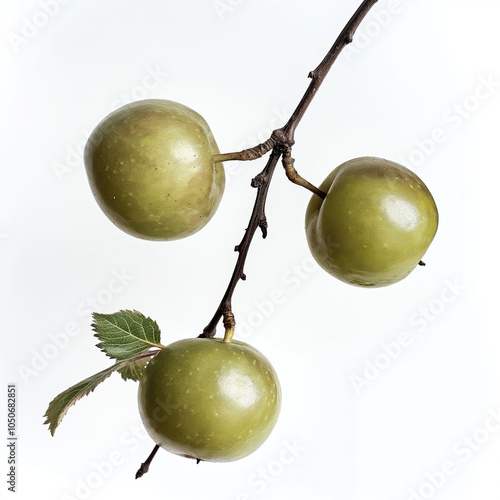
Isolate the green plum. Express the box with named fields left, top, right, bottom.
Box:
left=138, top=337, right=281, bottom=462
left=305, top=157, right=439, bottom=287
left=84, top=99, right=225, bottom=241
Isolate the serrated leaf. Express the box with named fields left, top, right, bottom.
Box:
left=44, top=365, right=115, bottom=436
left=92, top=310, right=163, bottom=360
left=44, top=352, right=158, bottom=436
left=118, top=357, right=149, bottom=381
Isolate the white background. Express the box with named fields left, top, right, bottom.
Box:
left=1, top=1, right=499, bottom=499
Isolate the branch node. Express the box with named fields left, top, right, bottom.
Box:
left=251, top=174, right=264, bottom=188
left=223, top=310, right=236, bottom=331
left=271, top=128, right=294, bottom=150
left=259, top=218, right=268, bottom=239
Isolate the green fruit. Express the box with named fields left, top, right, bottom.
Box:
left=84, top=99, right=225, bottom=241
left=138, top=337, right=281, bottom=462
left=305, top=157, right=439, bottom=287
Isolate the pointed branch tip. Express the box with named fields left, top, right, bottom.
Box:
left=135, top=444, right=160, bottom=479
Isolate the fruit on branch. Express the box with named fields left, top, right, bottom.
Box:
left=84, top=99, right=225, bottom=241
left=305, top=157, right=439, bottom=287
left=138, top=337, right=281, bottom=462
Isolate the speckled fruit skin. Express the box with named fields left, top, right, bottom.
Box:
left=138, top=338, right=281, bottom=462
left=305, top=157, right=439, bottom=287
left=84, top=99, right=225, bottom=241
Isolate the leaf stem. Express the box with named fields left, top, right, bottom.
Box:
left=201, top=0, right=378, bottom=338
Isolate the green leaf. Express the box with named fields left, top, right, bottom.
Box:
left=44, top=353, right=157, bottom=436
left=44, top=310, right=164, bottom=435
left=92, top=310, right=163, bottom=360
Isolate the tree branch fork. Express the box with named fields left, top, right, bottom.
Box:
left=199, top=0, right=379, bottom=340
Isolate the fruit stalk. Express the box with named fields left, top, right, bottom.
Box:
left=200, top=0, right=379, bottom=338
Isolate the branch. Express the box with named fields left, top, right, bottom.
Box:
left=200, top=149, right=281, bottom=338
left=200, top=0, right=378, bottom=338
left=282, top=0, right=378, bottom=141
left=135, top=444, right=160, bottom=479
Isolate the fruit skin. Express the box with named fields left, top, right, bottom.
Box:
left=305, top=157, right=439, bottom=287
left=138, top=337, right=281, bottom=462
left=84, top=99, right=225, bottom=241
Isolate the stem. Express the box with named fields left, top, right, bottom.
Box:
left=212, top=137, right=276, bottom=163
left=200, top=149, right=281, bottom=338
left=223, top=326, right=235, bottom=343
left=282, top=0, right=379, bottom=141
left=282, top=150, right=326, bottom=200
left=200, top=0, right=378, bottom=338
left=135, top=444, right=160, bottom=479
